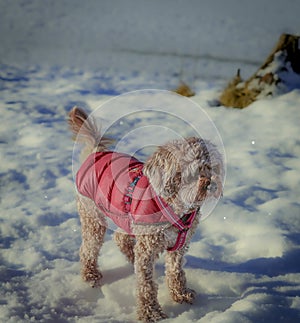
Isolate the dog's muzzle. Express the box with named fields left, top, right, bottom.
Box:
left=207, top=181, right=218, bottom=193
left=208, top=179, right=223, bottom=198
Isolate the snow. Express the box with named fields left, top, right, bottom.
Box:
left=1, top=0, right=300, bottom=322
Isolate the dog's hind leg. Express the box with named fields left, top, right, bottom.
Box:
left=114, top=232, right=135, bottom=264
left=77, top=196, right=106, bottom=287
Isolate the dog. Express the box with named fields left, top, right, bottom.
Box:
left=68, top=107, right=224, bottom=322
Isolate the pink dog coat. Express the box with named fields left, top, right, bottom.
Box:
left=76, top=152, right=196, bottom=251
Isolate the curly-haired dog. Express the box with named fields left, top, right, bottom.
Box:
left=68, top=107, right=224, bottom=322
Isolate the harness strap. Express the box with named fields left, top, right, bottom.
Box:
left=124, top=170, right=197, bottom=252
left=166, top=210, right=197, bottom=252
left=124, top=174, right=142, bottom=213
left=154, top=196, right=198, bottom=252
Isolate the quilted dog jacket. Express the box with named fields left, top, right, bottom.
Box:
left=76, top=152, right=175, bottom=234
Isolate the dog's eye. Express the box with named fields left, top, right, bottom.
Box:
left=199, top=170, right=208, bottom=178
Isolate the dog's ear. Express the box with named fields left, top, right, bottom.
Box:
left=143, top=146, right=179, bottom=197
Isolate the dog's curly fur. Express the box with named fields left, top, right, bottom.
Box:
left=68, top=107, right=224, bottom=322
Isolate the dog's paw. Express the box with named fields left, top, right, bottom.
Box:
left=82, top=269, right=103, bottom=288
left=172, top=288, right=196, bottom=304
left=137, top=308, right=168, bottom=322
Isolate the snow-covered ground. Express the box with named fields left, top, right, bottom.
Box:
left=1, top=1, right=300, bottom=322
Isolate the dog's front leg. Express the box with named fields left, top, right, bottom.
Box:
left=134, top=236, right=167, bottom=322
left=165, top=249, right=196, bottom=304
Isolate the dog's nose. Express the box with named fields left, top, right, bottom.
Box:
left=208, top=181, right=218, bottom=192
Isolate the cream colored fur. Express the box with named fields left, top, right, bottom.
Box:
left=68, top=107, right=224, bottom=322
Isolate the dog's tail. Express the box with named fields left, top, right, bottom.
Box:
left=68, top=106, right=112, bottom=154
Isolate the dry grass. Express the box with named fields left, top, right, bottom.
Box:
left=173, top=81, right=195, bottom=97
left=219, top=34, right=300, bottom=108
